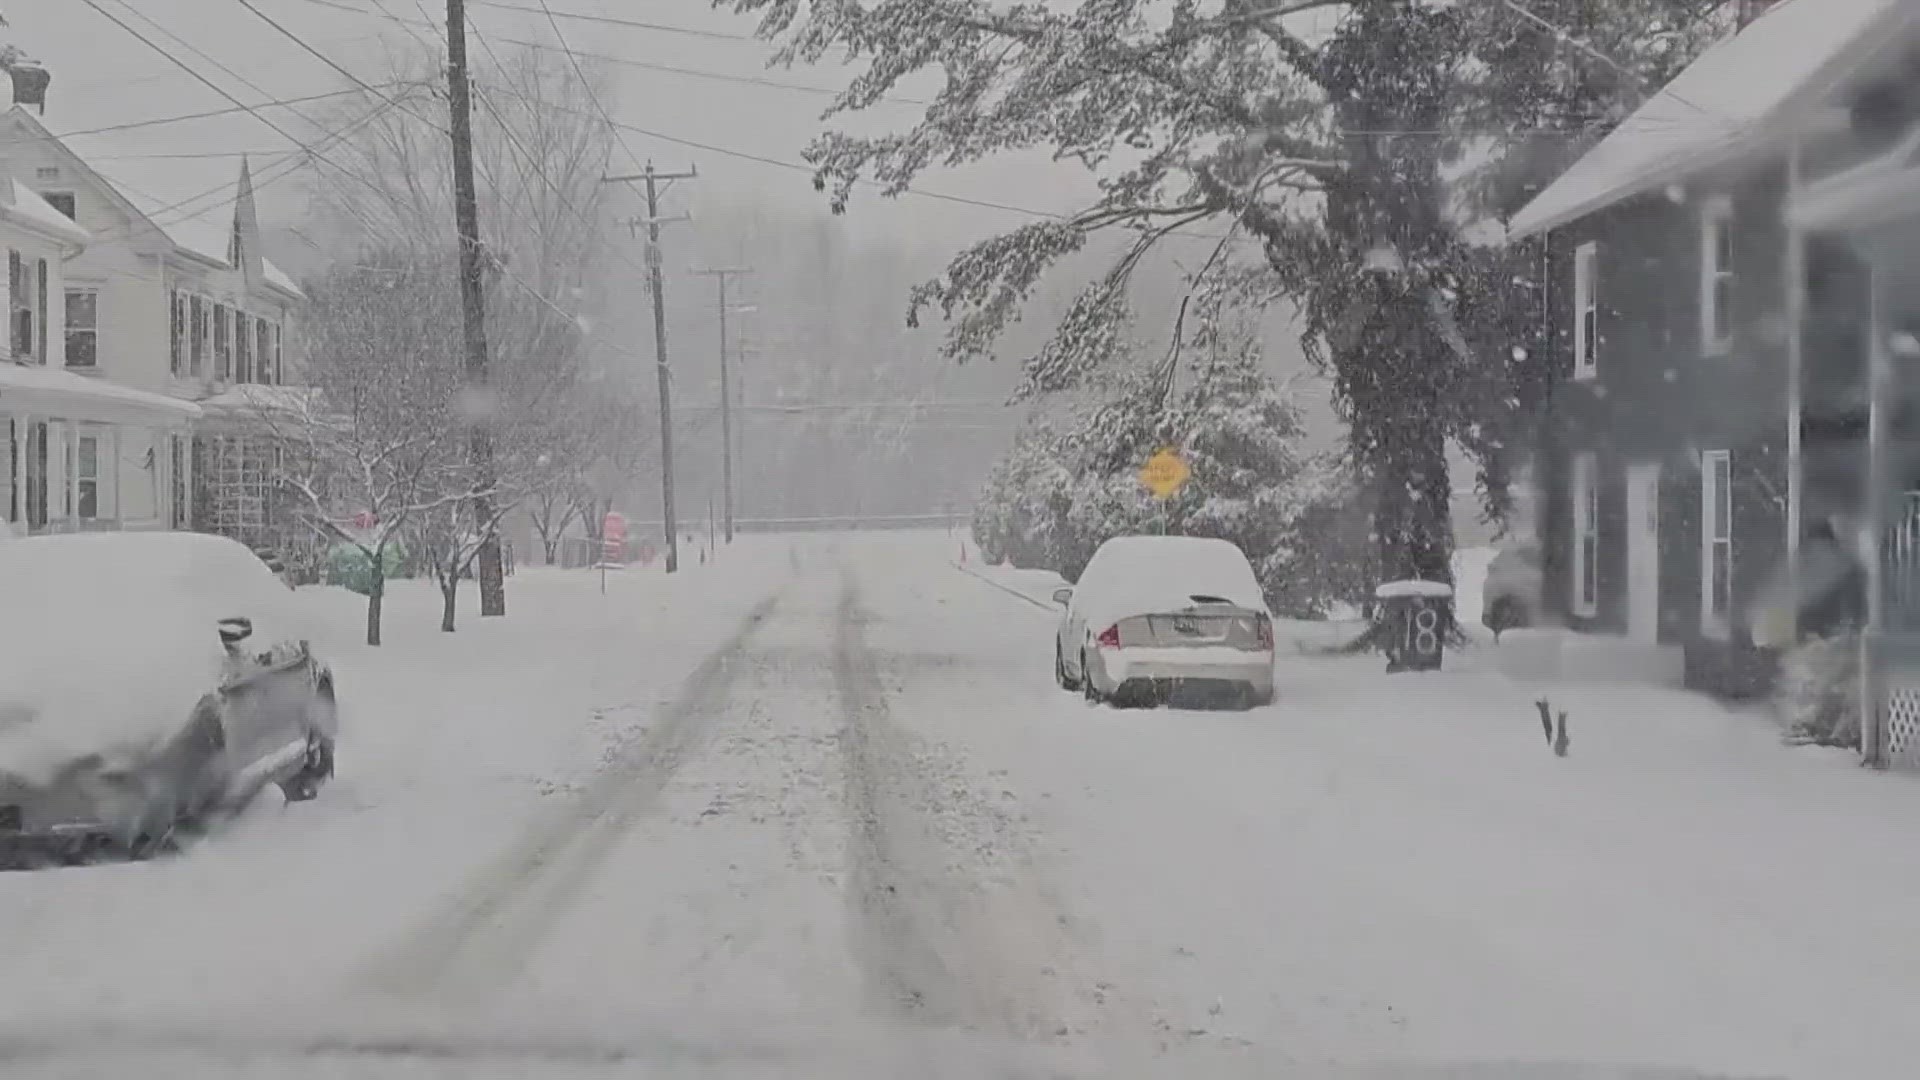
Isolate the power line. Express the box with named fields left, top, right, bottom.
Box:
left=236, top=0, right=661, bottom=291
left=209, top=3, right=661, bottom=369
left=299, top=0, right=756, bottom=43
left=295, top=0, right=925, bottom=105
left=530, top=0, right=646, bottom=181
left=47, top=83, right=395, bottom=142
left=465, top=0, right=757, bottom=43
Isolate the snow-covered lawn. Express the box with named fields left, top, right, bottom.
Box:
left=941, top=538, right=1920, bottom=1079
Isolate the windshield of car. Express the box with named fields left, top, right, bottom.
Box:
left=0, top=3, right=1899, bottom=1078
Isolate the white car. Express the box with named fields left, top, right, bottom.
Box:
left=1053, top=535, right=1276, bottom=708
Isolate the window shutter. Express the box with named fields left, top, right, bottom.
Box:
left=170, top=291, right=183, bottom=376
left=35, top=260, right=47, bottom=364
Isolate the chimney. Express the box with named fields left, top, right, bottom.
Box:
left=5, top=58, right=47, bottom=114
left=1737, top=0, right=1779, bottom=30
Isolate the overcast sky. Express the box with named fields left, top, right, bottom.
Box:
left=6, top=0, right=1338, bottom=452
left=8, top=0, right=1118, bottom=258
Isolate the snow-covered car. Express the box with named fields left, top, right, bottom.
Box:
left=1052, top=535, right=1275, bottom=708
left=0, top=532, right=338, bottom=867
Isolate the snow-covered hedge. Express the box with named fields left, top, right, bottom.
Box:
left=1775, top=633, right=1861, bottom=750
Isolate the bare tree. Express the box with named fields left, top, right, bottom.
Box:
left=297, top=43, right=625, bottom=609
left=260, top=256, right=468, bottom=646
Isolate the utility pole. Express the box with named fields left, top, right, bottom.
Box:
left=694, top=266, right=751, bottom=543
left=445, top=0, right=506, bottom=616
left=604, top=162, right=696, bottom=573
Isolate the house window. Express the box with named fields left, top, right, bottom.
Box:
left=40, top=192, right=75, bottom=220
left=76, top=435, right=99, bottom=520
left=257, top=319, right=274, bottom=385
left=1571, top=452, right=1599, bottom=617
left=235, top=311, right=253, bottom=382
left=35, top=260, right=46, bottom=363
left=8, top=251, right=31, bottom=362
left=1702, top=199, right=1735, bottom=353
left=170, top=291, right=185, bottom=375
left=1573, top=241, right=1599, bottom=380
left=213, top=303, right=231, bottom=380
left=1702, top=449, right=1733, bottom=635
left=64, top=289, right=97, bottom=368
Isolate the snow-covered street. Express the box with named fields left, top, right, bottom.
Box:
left=2, top=531, right=1918, bottom=1078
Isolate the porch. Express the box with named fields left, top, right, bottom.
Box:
left=1790, top=128, right=1920, bottom=767
left=188, top=384, right=323, bottom=568
left=0, top=363, right=199, bottom=536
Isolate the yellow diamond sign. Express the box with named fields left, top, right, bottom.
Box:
left=1139, top=447, right=1189, bottom=500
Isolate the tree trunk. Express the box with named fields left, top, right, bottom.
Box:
left=542, top=538, right=558, bottom=564
left=477, top=531, right=506, bottom=617
left=440, top=567, right=459, bottom=633
left=365, top=559, right=385, bottom=647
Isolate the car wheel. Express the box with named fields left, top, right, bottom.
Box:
left=280, top=735, right=333, bottom=803
left=1056, top=643, right=1080, bottom=691
left=1081, top=651, right=1102, bottom=705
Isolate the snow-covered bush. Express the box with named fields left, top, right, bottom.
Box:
left=1775, top=633, right=1861, bottom=750
left=977, top=321, right=1321, bottom=589
left=972, top=422, right=1072, bottom=569
left=1260, top=453, right=1377, bottom=619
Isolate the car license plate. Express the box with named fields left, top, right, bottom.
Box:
left=1172, top=616, right=1201, bottom=635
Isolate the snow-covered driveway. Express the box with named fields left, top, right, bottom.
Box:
left=1, top=531, right=1916, bottom=1079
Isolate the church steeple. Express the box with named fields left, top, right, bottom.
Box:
left=231, top=155, right=263, bottom=283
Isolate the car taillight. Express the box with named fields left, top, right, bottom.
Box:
left=1256, top=615, right=1274, bottom=650
left=1096, top=624, right=1121, bottom=650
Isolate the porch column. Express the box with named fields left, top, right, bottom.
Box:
left=1785, top=140, right=1805, bottom=634
left=1862, top=258, right=1891, bottom=766
left=65, top=423, right=78, bottom=527
left=108, top=424, right=122, bottom=523
left=8, top=416, right=21, bottom=527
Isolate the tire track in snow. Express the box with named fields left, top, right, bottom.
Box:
left=834, top=571, right=1147, bottom=1056
left=359, top=590, right=784, bottom=997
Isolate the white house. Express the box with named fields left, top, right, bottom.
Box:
left=0, top=91, right=202, bottom=535
left=0, top=82, right=304, bottom=548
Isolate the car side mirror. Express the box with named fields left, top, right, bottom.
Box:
left=1052, top=588, right=1073, bottom=607
left=218, top=616, right=254, bottom=646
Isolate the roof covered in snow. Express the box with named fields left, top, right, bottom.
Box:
left=0, top=179, right=88, bottom=247
left=1509, top=0, right=1913, bottom=238
left=0, top=362, right=201, bottom=424
left=6, top=105, right=304, bottom=300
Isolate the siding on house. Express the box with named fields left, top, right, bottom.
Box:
left=1535, top=159, right=1802, bottom=694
